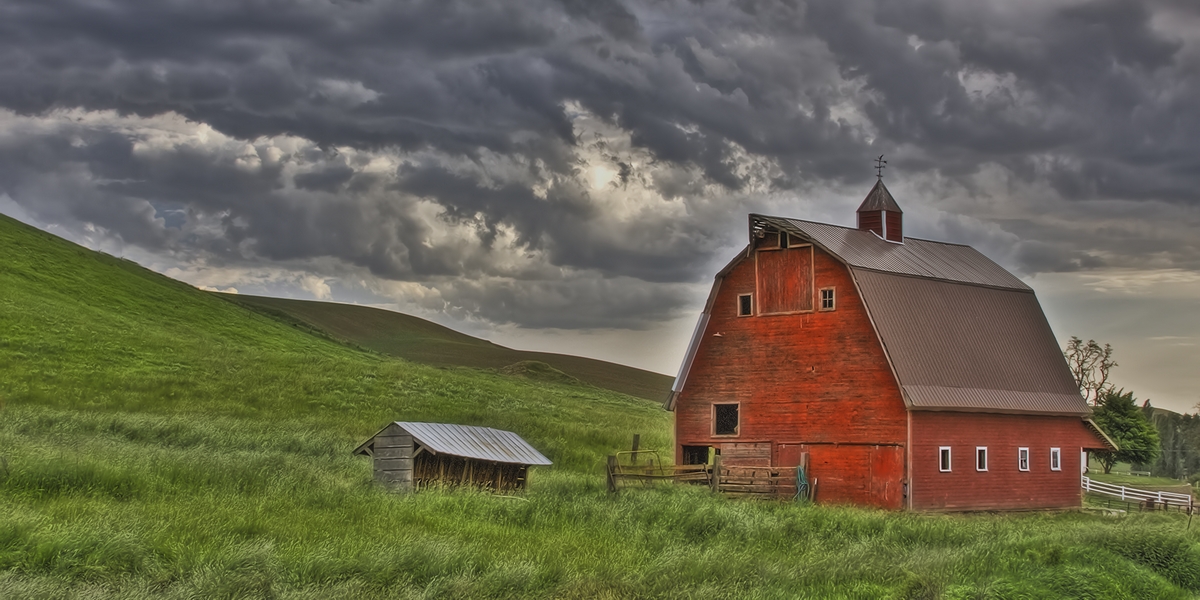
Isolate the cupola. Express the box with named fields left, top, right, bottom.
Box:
left=856, top=178, right=903, bottom=243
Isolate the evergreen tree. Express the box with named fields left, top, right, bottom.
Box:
left=1091, top=389, right=1159, bottom=474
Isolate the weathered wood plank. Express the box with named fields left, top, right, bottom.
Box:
left=377, top=469, right=413, bottom=481
left=374, top=458, right=413, bottom=472
left=721, top=484, right=793, bottom=493
left=374, top=445, right=413, bottom=459
left=374, top=434, right=413, bottom=448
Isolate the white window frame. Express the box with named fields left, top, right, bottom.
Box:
left=737, top=293, right=753, bottom=317
left=976, top=446, right=988, bottom=472
left=1018, top=447, right=1030, bottom=472
left=1050, top=447, right=1062, bottom=472
left=819, top=287, right=836, bottom=311
left=939, top=446, right=952, bottom=472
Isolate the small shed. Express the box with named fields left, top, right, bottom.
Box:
left=353, top=422, right=552, bottom=493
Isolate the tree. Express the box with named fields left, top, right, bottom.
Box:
left=1091, top=388, right=1160, bottom=474
left=1063, top=336, right=1116, bottom=405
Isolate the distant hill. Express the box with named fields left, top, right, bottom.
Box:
left=221, top=294, right=674, bottom=402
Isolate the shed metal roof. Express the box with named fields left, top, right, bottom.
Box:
left=356, top=422, right=552, bottom=465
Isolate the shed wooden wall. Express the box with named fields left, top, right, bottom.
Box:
left=674, top=241, right=908, bottom=509
left=909, top=412, right=1093, bottom=511
left=372, top=423, right=414, bottom=491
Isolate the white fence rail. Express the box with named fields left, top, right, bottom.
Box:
left=1082, top=476, right=1193, bottom=509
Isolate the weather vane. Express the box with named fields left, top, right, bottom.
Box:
left=875, top=155, right=887, bottom=179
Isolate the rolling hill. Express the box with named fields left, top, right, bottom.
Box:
left=222, top=293, right=674, bottom=402
left=0, top=211, right=670, bottom=468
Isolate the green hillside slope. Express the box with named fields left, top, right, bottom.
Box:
left=0, top=212, right=668, bottom=466
left=223, top=294, right=674, bottom=402
left=4, top=212, right=1200, bottom=599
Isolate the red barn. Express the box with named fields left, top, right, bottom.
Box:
left=665, top=180, right=1115, bottom=511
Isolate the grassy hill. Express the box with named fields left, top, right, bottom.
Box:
left=4, top=211, right=1200, bottom=599
left=222, top=293, right=673, bottom=402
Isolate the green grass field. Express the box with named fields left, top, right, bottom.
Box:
left=224, top=293, right=674, bottom=403
left=5, top=212, right=1200, bottom=599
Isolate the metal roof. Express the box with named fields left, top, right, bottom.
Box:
left=852, top=270, right=1090, bottom=416
left=754, top=215, right=1030, bottom=290
left=359, top=422, right=552, bottom=465
left=857, top=179, right=903, bottom=213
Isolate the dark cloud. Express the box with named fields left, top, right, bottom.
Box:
left=0, top=0, right=1198, bottom=330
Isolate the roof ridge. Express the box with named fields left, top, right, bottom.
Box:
left=760, top=214, right=976, bottom=249
left=850, top=266, right=1034, bottom=293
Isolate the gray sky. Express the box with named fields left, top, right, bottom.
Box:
left=1, top=0, right=1197, bottom=411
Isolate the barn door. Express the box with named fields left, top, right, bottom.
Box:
left=869, top=446, right=904, bottom=509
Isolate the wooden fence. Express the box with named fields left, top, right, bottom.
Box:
left=607, top=452, right=810, bottom=500
left=1082, top=476, right=1194, bottom=512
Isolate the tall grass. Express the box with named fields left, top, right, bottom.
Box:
left=3, top=406, right=1200, bottom=599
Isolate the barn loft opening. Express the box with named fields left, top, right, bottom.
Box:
left=681, top=445, right=710, bottom=465
left=756, top=239, right=813, bottom=315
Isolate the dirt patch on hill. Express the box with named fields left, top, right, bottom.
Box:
left=498, top=361, right=586, bottom=387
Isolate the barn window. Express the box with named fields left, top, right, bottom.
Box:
left=1050, top=448, right=1061, bottom=471
left=976, top=447, right=988, bottom=472
left=713, top=403, right=739, bottom=436
left=1018, top=447, right=1030, bottom=472
left=738, top=294, right=753, bottom=316
left=939, top=447, right=951, bottom=472
left=820, top=288, right=835, bottom=311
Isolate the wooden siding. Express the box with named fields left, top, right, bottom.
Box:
left=373, top=424, right=414, bottom=491
left=720, top=441, right=771, bottom=466
left=675, top=245, right=908, bottom=508
left=910, top=412, right=1092, bottom=511
left=412, top=453, right=529, bottom=492
left=885, top=211, right=903, bottom=242
left=858, top=211, right=882, bottom=236
left=776, top=443, right=905, bottom=508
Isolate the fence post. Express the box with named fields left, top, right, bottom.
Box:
left=631, top=434, right=641, bottom=465
left=711, top=454, right=722, bottom=494
left=606, top=455, right=617, bottom=493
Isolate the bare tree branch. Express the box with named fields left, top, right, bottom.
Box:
left=1064, top=336, right=1117, bottom=405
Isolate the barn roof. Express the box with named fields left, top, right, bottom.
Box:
left=354, top=422, right=552, bottom=465
left=666, top=214, right=1092, bottom=417
left=753, top=215, right=1029, bottom=290
left=851, top=270, right=1088, bottom=415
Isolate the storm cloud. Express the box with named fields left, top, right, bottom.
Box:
left=1, top=0, right=1198, bottom=335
